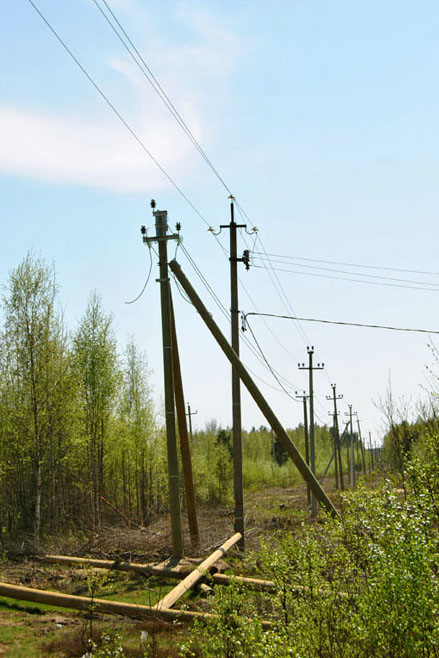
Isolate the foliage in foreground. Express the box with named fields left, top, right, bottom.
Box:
left=182, top=437, right=439, bottom=657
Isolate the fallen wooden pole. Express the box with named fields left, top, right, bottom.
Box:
left=154, top=532, right=242, bottom=610
left=40, top=554, right=346, bottom=597
left=41, top=554, right=275, bottom=590
left=41, top=554, right=192, bottom=579
left=169, top=259, right=339, bottom=519
left=0, top=581, right=212, bottom=623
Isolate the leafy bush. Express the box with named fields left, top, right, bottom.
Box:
left=182, top=458, right=439, bottom=657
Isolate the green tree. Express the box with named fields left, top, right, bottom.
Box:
left=0, top=253, right=71, bottom=546
left=73, top=291, right=118, bottom=530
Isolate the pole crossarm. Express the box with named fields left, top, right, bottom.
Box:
left=169, top=259, right=339, bottom=519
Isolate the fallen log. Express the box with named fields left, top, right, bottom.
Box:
left=0, top=581, right=211, bottom=623
left=154, top=532, right=241, bottom=610
left=0, top=580, right=273, bottom=629
left=41, top=554, right=346, bottom=597
left=41, top=554, right=192, bottom=578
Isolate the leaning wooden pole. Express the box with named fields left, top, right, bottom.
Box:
left=169, top=260, right=339, bottom=518
left=154, top=532, right=242, bottom=610
left=170, top=292, right=200, bottom=552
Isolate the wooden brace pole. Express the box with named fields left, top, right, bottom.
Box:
left=154, top=532, right=242, bottom=610
left=169, top=260, right=339, bottom=518
left=169, top=292, right=200, bottom=551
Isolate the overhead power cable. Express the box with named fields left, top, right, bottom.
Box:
left=91, top=0, right=232, bottom=195
left=179, top=246, right=302, bottom=392
left=252, top=251, right=439, bottom=277
left=124, top=246, right=153, bottom=304
left=253, top=256, right=439, bottom=288
left=244, top=318, right=299, bottom=403
left=26, top=0, right=215, bottom=232
left=243, top=312, right=439, bottom=335
left=253, top=264, right=439, bottom=293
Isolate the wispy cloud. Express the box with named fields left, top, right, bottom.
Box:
left=0, top=2, right=243, bottom=193
left=0, top=105, right=192, bottom=193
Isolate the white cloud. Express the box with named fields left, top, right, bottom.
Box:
left=0, top=104, right=194, bottom=193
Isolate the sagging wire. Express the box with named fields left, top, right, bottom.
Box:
left=242, top=314, right=300, bottom=402
left=125, top=242, right=153, bottom=304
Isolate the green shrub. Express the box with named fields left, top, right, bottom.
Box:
left=182, top=461, right=439, bottom=657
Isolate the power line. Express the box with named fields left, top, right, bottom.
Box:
left=252, top=251, right=439, bottom=277
left=253, top=256, right=439, bottom=288
left=244, top=312, right=439, bottom=335
left=124, top=245, right=153, bottom=304
left=252, top=264, right=439, bottom=292
left=90, top=0, right=232, bottom=195
left=27, top=0, right=321, bottom=402
left=244, top=318, right=299, bottom=403
left=26, top=0, right=215, bottom=232
left=178, top=246, right=302, bottom=392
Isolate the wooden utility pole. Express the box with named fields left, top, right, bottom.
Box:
left=142, top=203, right=183, bottom=560
left=356, top=418, right=366, bottom=475
left=186, top=404, right=197, bottom=443
left=295, top=391, right=310, bottom=506
left=326, top=384, right=344, bottom=491
left=169, top=259, right=338, bottom=518
left=212, top=196, right=250, bottom=549
left=169, top=294, right=200, bottom=552
left=299, top=348, right=324, bottom=517
left=345, top=405, right=358, bottom=489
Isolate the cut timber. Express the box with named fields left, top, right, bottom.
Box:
left=0, top=581, right=212, bottom=623
left=42, top=554, right=274, bottom=590
left=41, top=554, right=347, bottom=597
left=169, top=259, right=339, bottom=519
left=41, top=555, right=193, bottom=578
left=154, top=532, right=241, bottom=610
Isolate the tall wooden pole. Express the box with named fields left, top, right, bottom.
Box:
left=170, top=259, right=338, bottom=518
left=217, top=197, right=247, bottom=549
left=327, top=384, right=344, bottom=491
left=229, top=199, right=244, bottom=548
left=169, top=293, right=200, bottom=552
left=299, top=348, right=324, bottom=517
left=147, top=208, right=183, bottom=559
left=296, top=392, right=310, bottom=506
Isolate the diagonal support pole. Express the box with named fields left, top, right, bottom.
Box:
left=170, top=259, right=339, bottom=519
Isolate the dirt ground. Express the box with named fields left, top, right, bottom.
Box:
left=0, top=479, right=346, bottom=657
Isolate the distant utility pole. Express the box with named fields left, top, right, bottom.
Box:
left=186, top=403, right=197, bottom=443
left=345, top=405, right=358, bottom=489
left=209, top=195, right=253, bottom=549
left=368, top=431, right=374, bottom=472
left=356, top=418, right=366, bottom=475
left=295, top=391, right=310, bottom=506
left=326, top=384, right=344, bottom=491
left=142, top=201, right=184, bottom=559
left=299, top=347, right=324, bottom=517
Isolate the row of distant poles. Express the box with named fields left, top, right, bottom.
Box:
left=296, top=371, right=380, bottom=517
left=141, top=198, right=366, bottom=559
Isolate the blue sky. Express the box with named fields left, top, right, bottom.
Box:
left=2, top=0, right=439, bottom=442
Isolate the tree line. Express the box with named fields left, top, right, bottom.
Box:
left=0, top=253, right=339, bottom=549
